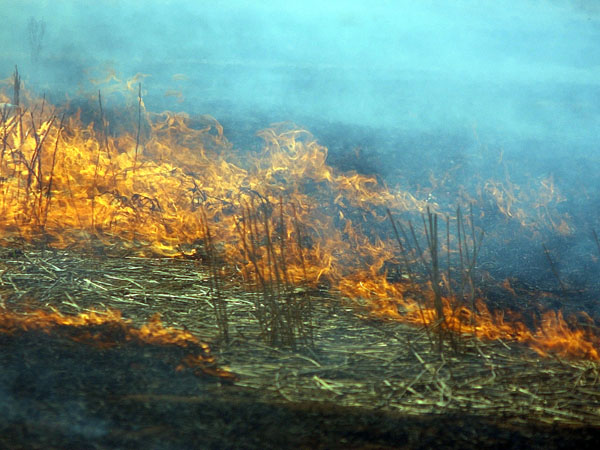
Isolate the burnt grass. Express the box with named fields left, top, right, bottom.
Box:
left=1, top=247, right=600, bottom=449
left=1, top=317, right=599, bottom=450
left=1, top=109, right=600, bottom=447
left=217, top=114, right=600, bottom=320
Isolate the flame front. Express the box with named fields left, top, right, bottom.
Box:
left=0, top=83, right=596, bottom=360
left=0, top=308, right=236, bottom=380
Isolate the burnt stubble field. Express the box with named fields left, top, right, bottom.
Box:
left=1, top=246, right=600, bottom=449
left=2, top=12, right=600, bottom=443
left=2, top=90, right=600, bottom=445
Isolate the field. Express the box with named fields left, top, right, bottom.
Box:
left=1, top=73, right=600, bottom=448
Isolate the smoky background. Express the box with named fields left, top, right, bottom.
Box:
left=1, top=0, right=600, bottom=291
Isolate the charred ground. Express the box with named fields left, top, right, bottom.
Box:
left=1, top=246, right=600, bottom=449
left=1, top=87, right=600, bottom=447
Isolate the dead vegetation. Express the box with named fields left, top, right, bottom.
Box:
left=1, top=245, right=599, bottom=431
left=233, top=196, right=314, bottom=348
left=1, top=72, right=600, bottom=447
left=387, top=205, right=484, bottom=354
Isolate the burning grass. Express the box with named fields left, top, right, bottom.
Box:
left=1, top=70, right=599, bottom=360
left=1, top=67, right=600, bottom=445
left=0, top=308, right=236, bottom=381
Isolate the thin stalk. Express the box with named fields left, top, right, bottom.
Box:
left=387, top=208, right=432, bottom=345
left=247, top=203, right=266, bottom=288
left=593, top=229, right=600, bottom=258
left=386, top=208, right=416, bottom=283
left=292, top=202, right=313, bottom=345
left=277, top=197, right=290, bottom=287
left=41, top=114, right=64, bottom=230
left=201, top=206, right=228, bottom=343
left=235, top=210, right=266, bottom=335
left=446, top=214, right=453, bottom=298
left=260, top=201, right=288, bottom=345
left=97, top=90, right=110, bottom=157
left=425, top=208, right=444, bottom=324
left=408, top=220, right=431, bottom=280
left=134, top=83, right=142, bottom=172
left=542, top=243, right=567, bottom=294
left=13, top=66, right=20, bottom=107
left=91, top=91, right=105, bottom=232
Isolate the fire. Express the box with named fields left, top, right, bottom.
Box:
left=483, top=174, right=570, bottom=235
left=0, top=79, right=597, bottom=360
left=0, top=308, right=236, bottom=380
left=342, top=279, right=600, bottom=360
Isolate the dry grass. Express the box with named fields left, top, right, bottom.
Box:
left=1, top=246, right=599, bottom=428
left=234, top=196, right=313, bottom=348
left=387, top=205, right=484, bottom=354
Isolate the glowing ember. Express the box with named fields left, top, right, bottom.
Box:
left=0, top=309, right=236, bottom=380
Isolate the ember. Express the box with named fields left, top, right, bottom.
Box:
left=0, top=309, right=236, bottom=381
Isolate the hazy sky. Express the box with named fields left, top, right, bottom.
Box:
left=2, top=0, right=600, bottom=149
left=1, top=0, right=600, bottom=283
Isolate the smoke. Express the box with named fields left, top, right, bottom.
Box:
left=0, top=0, right=598, bottom=148
left=1, top=0, right=600, bottom=285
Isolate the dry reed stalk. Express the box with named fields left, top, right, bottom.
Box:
left=388, top=205, right=485, bottom=355
left=41, top=113, right=65, bottom=231
left=234, top=196, right=312, bottom=348
left=386, top=208, right=433, bottom=346
left=13, top=66, right=20, bottom=108
left=292, top=202, right=314, bottom=345
left=456, top=205, right=484, bottom=312
left=200, top=206, right=229, bottom=343
left=446, top=214, right=453, bottom=298
left=593, top=229, right=600, bottom=259
left=423, top=207, right=444, bottom=324
left=133, top=83, right=142, bottom=172
left=542, top=243, right=567, bottom=295
left=235, top=209, right=267, bottom=336
left=97, top=90, right=110, bottom=157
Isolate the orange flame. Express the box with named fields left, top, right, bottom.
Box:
left=0, top=308, right=236, bottom=380
left=0, top=82, right=595, bottom=360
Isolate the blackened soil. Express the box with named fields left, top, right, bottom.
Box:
left=1, top=328, right=599, bottom=450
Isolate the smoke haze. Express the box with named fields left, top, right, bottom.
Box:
left=3, top=1, right=600, bottom=280
left=1, top=0, right=599, bottom=152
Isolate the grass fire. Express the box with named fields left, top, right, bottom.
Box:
left=2, top=1, right=600, bottom=448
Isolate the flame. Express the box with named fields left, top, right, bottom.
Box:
left=0, top=81, right=596, bottom=360
left=0, top=308, right=236, bottom=380
left=342, top=280, right=600, bottom=360
left=483, top=174, right=570, bottom=235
